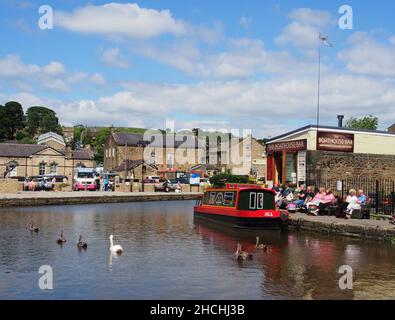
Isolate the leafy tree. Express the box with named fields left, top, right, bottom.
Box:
left=1, top=101, right=24, bottom=140
left=19, top=136, right=36, bottom=144
left=73, top=125, right=85, bottom=142
left=26, top=106, right=62, bottom=136
left=346, top=116, right=378, bottom=130
left=93, top=128, right=111, bottom=164
left=82, top=128, right=93, bottom=146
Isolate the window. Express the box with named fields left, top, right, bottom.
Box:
left=167, top=153, right=174, bottom=169
left=112, top=148, right=115, bottom=157
left=39, top=162, right=46, bottom=175
left=150, top=151, right=156, bottom=165
left=224, top=192, right=235, bottom=206
left=257, top=193, right=264, bottom=209
left=50, top=162, right=57, bottom=175
left=249, top=192, right=256, bottom=209
left=9, top=166, right=17, bottom=177
left=106, top=149, right=109, bottom=158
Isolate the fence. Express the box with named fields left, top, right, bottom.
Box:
left=305, top=177, right=395, bottom=216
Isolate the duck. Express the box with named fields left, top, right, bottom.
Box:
left=235, top=243, right=252, bottom=261
left=255, top=236, right=268, bottom=252
left=28, top=222, right=39, bottom=232
left=109, top=234, right=123, bottom=255
left=77, top=235, right=88, bottom=249
left=56, top=230, right=66, bottom=244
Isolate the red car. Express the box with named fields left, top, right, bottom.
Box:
left=73, top=181, right=97, bottom=191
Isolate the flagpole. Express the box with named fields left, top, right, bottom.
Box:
left=316, top=33, right=321, bottom=131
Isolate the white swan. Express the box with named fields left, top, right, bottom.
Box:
left=109, top=235, right=123, bottom=255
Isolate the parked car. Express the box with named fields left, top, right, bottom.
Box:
left=73, top=180, right=97, bottom=191
left=172, top=177, right=190, bottom=184
left=154, top=179, right=178, bottom=192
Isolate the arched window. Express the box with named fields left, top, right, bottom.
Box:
left=39, top=162, right=46, bottom=176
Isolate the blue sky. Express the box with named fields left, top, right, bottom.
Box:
left=1, top=0, right=395, bottom=138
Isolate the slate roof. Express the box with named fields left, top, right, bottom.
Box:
left=0, top=143, right=93, bottom=160
left=112, top=133, right=205, bottom=149
left=112, top=159, right=158, bottom=172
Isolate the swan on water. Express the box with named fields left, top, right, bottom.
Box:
left=109, top=235, right=123, bottom=255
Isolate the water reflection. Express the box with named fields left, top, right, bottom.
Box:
left=0, top=201, right=394, bottom=299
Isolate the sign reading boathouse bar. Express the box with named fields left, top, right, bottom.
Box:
left=317, top=131, right=354, bottom=152
left=266, top=139, right=307, bottom=154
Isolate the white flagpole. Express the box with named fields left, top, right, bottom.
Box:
left=316, top=33, right=321, bottom=131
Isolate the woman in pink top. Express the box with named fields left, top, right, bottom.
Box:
left=306, top=187, right=326, bottom=215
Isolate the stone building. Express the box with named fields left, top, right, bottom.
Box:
left=388, top=123, right=395, bottom=133
left=104, top=131, right=266, bottom=179
left=0, top=132, right=94, bottom=180
left=104, top=132, right=205, bottom=179
left=265, top=124, right=395, bottom=187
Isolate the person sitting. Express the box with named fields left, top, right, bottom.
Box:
left=317, top=188, right=336, bottom=215
left=345, top=189, right=360, bottom=219
left=277, top=184, right=292, bottom=209
left=306, top=187, right=326, bottom=216
left=23, top=177, right=30, bottom=191
left=357, top=189, right=367, bottom=206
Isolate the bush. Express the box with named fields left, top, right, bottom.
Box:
left=209, top=174, right=249, bottom=187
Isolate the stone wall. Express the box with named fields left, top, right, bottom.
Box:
left=0, top=179, right=22, bottom=193
left=306, top=150, right=395, bottom=181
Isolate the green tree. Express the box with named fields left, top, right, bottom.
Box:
left=209, top=174, right=249, bottom=187
left=26, top=106, right=62, bottom=136
left=73, top=125, right=85, bottom=142
left=93, top=128, right=111, bottom=164
left=0, top=101, right=25, bottom=140
left=346, top=116, right=378, bottom=130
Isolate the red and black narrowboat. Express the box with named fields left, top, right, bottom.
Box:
left=194, top=184, right=288, bottom=230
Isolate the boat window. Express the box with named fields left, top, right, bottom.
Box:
left=249, top=193, right=256, bottom=209
left=257, top=193, right=264, bottom=209
left=224, top=192, right=234, bottom=206
left=208, top=192, right=216, bottom=205
left=215, top=193, right=224, bottom=205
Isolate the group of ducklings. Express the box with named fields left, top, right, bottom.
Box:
left=28, top=222, right=88, bottom=249
left=235, top=236, right=269, bottom=262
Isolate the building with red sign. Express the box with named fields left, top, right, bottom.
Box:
left=265, top=124, right=395, bottom=187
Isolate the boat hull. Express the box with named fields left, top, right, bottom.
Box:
left=194, top=208, right=287, bottom=230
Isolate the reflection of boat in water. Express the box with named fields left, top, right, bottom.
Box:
left=194, top=185, right=288, bottom=230
left=194, top=216, right=285, bottom=253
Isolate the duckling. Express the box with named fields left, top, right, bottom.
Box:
left=56, top=230, right=66, bottom=244
left=235, top=243, right=253, bottom=261
left=77, top=235, right=88, bottom=249
left=28, top=222, right=39, bottom=232
left=255, top=236, right=268, bottom=252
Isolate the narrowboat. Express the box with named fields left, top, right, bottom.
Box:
left=194, top=184, right=288, bottom=230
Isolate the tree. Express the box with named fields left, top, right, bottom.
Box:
left=26, top=106, right=62, bottom=136
left=93, top=128, right=111, bottom=164
left=209, top=174, right=249, bottom=187
left=346, top=116, right=378, bottom=130
left=1, top=101, right=24, bottom=140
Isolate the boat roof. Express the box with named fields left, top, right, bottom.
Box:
left=204, top=187, right=276, bottom=194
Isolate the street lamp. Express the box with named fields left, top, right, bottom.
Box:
left=137, top=141, right=148, bottom=192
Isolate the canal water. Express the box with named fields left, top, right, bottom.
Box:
left=0, top=200, right=394, bottom=300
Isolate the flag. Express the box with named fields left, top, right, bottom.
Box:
left=319, top=33, right=333, bottom=47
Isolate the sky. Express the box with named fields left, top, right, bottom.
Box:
left=1, top=0, right=395, bottom=138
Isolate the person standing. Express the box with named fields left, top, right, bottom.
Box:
left=104, top=176, right=109, bottom=192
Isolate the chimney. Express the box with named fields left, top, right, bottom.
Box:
left=337, top=115, right=344, bottom=128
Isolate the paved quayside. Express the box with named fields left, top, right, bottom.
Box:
left=288, top=212, right=395, bottom=242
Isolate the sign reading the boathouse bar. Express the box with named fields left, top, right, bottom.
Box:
left=266, top=139, right=307, bottom=154
left=317, top=131, right=354, bottom=152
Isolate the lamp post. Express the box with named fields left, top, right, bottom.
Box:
left=138, top=141, right=148, bottom=192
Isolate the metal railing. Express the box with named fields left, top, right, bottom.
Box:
left=305, top=177, right=395, bottom=216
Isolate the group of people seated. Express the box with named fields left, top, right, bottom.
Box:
left=273, top=183, right=368, bottom=218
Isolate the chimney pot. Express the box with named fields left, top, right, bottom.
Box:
left=337, top=115, right=344, bottom=127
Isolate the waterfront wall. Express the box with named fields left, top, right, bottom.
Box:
left=0, top=192, right=201, bottom=208
left=288, top=213, right=395, bottom=242
left=306, top=151, right=395, bottom=181
left=0, top=179, right=22, bottom=193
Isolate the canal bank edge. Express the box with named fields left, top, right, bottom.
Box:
left=0, top=192, right=201, bottom=208
left=287, top=212, right=395, bottom=243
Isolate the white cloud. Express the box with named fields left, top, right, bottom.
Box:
left=101, top=47, right=130, bottom=69
left=276, top=8, right=334, bottom=56
left=43, top=61, right=66, bottom=76
left=239, top=16, right=252, bottom=30
left=0, top=55, right=106, bottom=93
left=338, top=32, right=395, bottom=77
left=55, top=3, right=186, bottom=39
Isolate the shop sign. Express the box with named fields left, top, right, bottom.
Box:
left=266, top=139, right=307, bottom=154
left=317, top=131, right=354, bottom=152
